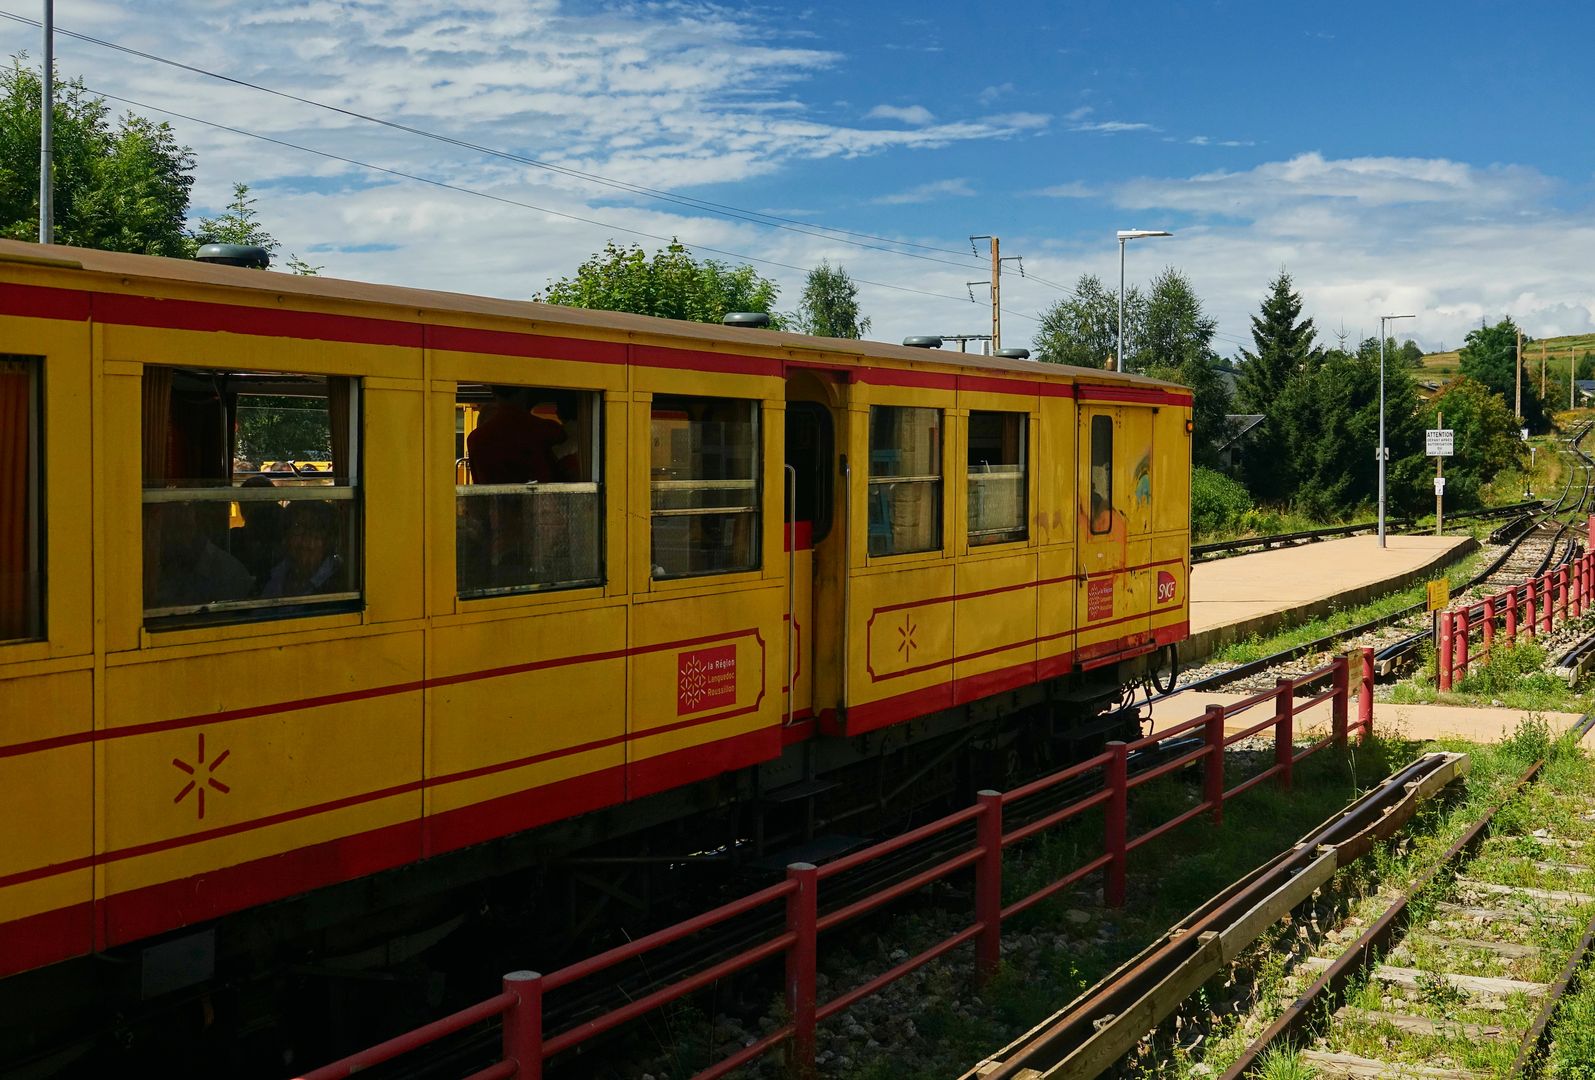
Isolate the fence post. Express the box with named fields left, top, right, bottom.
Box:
left=502, top=971, right=544, bottom=1080
left=1526, top=581, right=1537, bottom=641
left=1541, top=576, right=1554, bottom=634
left=1437, top=611, right=1453, bottom=692
left=1273, top=678, right=1294, bottom=791
left=785, top=863, right=818, bottom=1077
left=1331, top=655, right=1349, bottom=748
left=1507, top=586, right=1519, bottom=641
left=1574, top=560, right=1584, bottom=619
left=1359, top=647, right=1375, bottom=743
left=1104, top=741, right=1128, bottom=908
left=1204, top=705, right=1226, bottom=825
left=1482, top=597, right=1496, bottom=658
left=1454, top=607, right=1470, bottom=681
left=1560, top=566, right=1571, bottom=624
left=974, top=791, right=1003, bottom=981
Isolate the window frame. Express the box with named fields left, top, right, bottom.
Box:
left=140, top=366, right=364, bottom=629
left=966, top=409, right=1028, bottom=548
left=454, top=383, right=605, bottom=600
left=648, top=394, right=762, bottom=581
left=867, top=404, right=945, bottom=558
left=1088, top=412, right=1114, bottom=537
left=1, top=355, right=44, bottom=644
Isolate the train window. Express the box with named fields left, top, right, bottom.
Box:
left=967, top=411, right=1027, bottom=546
left=650, top=396, right=760, bottom=579
left=1089, top=413, right=1113, bottom=535
left=1, top=356, right=42, bottom=643
left=141, top=367, right=362, bottom=627
left=868, top=406, right=942, bottom=556
left=455, top=384, right=602, bottom=597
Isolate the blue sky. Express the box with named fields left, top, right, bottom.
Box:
left=5, top=0, right=1594, bottom=355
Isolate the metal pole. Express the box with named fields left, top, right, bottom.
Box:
left=38, top=0, right=53, bottom=244
left=1516, top=328, right=1523, bottom=422
left=1117, top=236, right=1126, bottom=373
left=1378, top=317, right=1388, bottom=547
left=1435, top=409, right=1443, bottom=536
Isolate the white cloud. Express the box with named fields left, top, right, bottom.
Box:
left=865, top=104, right=935, bottom=125
left=872, top=178, right=976, bottom=205
left=1065, top=105, right=1093, bottom=122
left=1003, top=152, right=1595, bottom=359
left=1071, top=120, right=1157, bottom=134
left=1033, top=181, right=1096, bottom=198
left=977, top=82, right=1014, bottom=106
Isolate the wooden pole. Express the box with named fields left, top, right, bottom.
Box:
left=1541, top=339, right=1547, bottom=397
left=1516, top=328, right=1523, bottom=421
left=990, top=236, right=1000, bottom=352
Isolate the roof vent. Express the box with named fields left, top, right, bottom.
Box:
left=902, top=336, right=943, bottom=349
left=995, top=347, right=1031, bottom=360
left=196, top=243, right=270, bottom=269
left=723, top=311, right=771, bottom=328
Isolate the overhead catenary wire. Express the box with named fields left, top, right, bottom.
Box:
left=0, top=8, right=1027, bottom=278
left=90, top=86, right=1041, bottom=321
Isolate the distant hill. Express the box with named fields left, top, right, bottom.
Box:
left=1422, top=331, right=1595, bottom=390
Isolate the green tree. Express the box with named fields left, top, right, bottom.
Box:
left=0, top=57, right=194, bottom=255
left=192, top=182, right=278, bottom=251
left=1135, top=268, right=1229, bottom=466
left=1272, top=342, right=1426, bottom=518
left=1032, top=273, right=1141, bottom=368
left=1237, top=270, right=1317, bottom=414
left=1421, top=376, right=1525, bottom=510
left=793, top=260, right=870, bottom=338
left=536, top=240, right=784, bottom=326
left=1575, top=352, right=1595, bottom=382
left=1235, top=271, right=1318, bottom=500
left=1397, top=339, right=1424, bottom=369
left=1458, top=317, right=1546, bottom=431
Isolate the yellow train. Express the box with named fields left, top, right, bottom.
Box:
left=0, top=238, right=1189, bottom=1061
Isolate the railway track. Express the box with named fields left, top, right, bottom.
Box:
left=1157, top=422, right=1595, bottom=702
left=1191, top=502, right=1540, bottom=564
left=971, top=712, right=1595, bottom=1080
left=1219, top=712, right=1595, bottom=1080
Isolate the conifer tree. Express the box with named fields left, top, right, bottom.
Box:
left=1236, top=270, right=1317, bottom=414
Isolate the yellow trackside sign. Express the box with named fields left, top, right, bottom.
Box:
left=1427, top=578, right=1451, bottom=612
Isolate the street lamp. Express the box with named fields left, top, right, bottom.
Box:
left=1378, top=313, right=1416, bottom=548
left=1117, top=229, right=1172, bottom=372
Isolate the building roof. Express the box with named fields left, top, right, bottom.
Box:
left=1221, top=413, right=1266, bottom=448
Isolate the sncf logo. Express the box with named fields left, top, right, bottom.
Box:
left=1156, top=570, right=1179, bottom=605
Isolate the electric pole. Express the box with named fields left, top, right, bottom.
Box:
left=1541, top=339, right=1547, bottom=398
left=1516, top=328, right=1523, bottom=421
left=969, top=236, right=1025, bottom=354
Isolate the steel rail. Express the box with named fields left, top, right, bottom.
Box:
left=1219, top=708, right=1595, bottom=1080
left=969, top=751, right=1469, bottom=1080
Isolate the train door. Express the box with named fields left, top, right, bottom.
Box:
left=1076, top=405, right=1152, bottom=665
left=783, top=394, right=833, bottom=725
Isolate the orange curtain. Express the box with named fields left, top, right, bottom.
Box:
left=0, top=363, right=32, bottom=640
left=142, top=365, right=172, bottom=482
left=328, top=376, right=352, bottom=482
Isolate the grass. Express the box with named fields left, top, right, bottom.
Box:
left=1386, top=635, right=1595, bottom=714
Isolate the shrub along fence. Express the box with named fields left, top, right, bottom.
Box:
left=297, top=651, right=1377, bottom=1080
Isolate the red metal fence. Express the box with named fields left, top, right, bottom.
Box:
left=297, top=649, right=1376, bottom=1080
left=1438, top=542, right=1594, bottom=692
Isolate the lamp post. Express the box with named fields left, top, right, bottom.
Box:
left=1116, top=229, right=1171, bottom=371
left=38, top=0, right=53, bottom=243
left=1378, top=313, right=1416, bottom=548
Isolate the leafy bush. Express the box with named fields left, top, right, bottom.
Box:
left=1191, top=466, right=1252, bottom=536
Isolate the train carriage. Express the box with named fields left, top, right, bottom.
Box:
left=0, top=239, right=1190, bottom=1063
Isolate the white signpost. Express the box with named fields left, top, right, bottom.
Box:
left=1428, top=425, right=1454, bottom=535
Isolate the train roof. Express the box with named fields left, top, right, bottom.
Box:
left=0, top=239, right=1183, bottom=393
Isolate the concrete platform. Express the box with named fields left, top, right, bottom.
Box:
left=1149, top=689, right=1590, bottom=747
left=1186, top=534, right=1477, bottom=664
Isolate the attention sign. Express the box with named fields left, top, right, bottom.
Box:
left=1087, top=578, right=1115, bottom=621
left=677, top=646, right=737, bottom=714
left=1426, top=429, right=1454, bottom=456
left=1426, top=578, right=1451, bottom=613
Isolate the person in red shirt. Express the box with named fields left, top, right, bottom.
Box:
left=467, top=386, right=564, bottom=483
